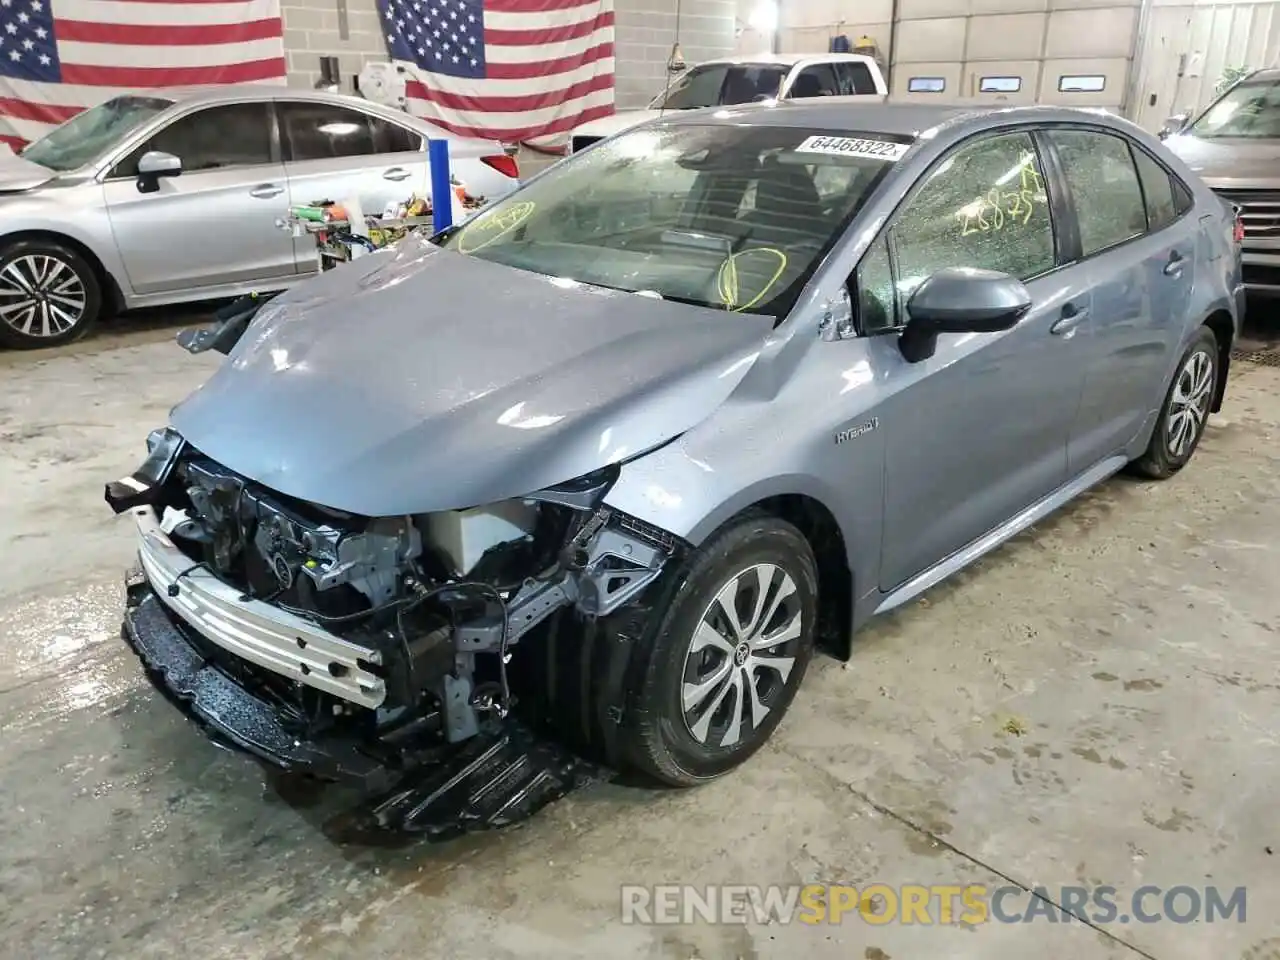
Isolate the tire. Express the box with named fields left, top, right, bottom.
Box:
left=0, top=239, right=102, bottom=349
left=621, top=514, right=819, bottom=787
left=1130, top=325, right=1219, bottom=480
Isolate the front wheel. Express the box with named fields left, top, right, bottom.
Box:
left=0, top=239, right=102, bottom=349
left=1130, top=326, right=1219, bottom=479
left=622, top=514, right=819, bottom=786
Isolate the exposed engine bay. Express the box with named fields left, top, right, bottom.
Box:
left=107, top=428, right=682, bottom=837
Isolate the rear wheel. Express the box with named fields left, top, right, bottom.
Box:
left=1131, top=326, right=1218, bottom=479
left=0, top=239, right=102, bottom=349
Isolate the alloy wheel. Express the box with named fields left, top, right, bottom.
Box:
left=0, top=254, right=88, bottom=339
left=680, top=562, right=805, bottom=749
left=1166, top=348, right=1214, bottom=458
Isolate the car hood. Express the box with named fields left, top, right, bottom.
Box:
left=170, top=236, right=773, bottom=516
left=572, top=109, right=662, bottom=141
left=1163, top=134, right=1280, bottom=189
left=0, top=151, right=57, bottom=192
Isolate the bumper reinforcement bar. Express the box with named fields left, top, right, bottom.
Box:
left=122, top=570, right=601, bottom=839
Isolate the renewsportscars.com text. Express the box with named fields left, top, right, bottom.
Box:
left=620, top=883, right=1247, bottom=926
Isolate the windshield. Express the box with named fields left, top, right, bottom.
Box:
left=651, top=63, right=789, bottom=110
left=20, top=95, right=174, bottom=171
left=439, top=124, right=907, bottom=318
left=1187, top=77, right=1280, bottom=139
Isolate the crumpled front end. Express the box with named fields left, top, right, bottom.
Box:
left=107, top=427, right=682, bottom=836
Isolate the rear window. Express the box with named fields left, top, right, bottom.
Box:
left=440, top=124, right=910, bottom=319
left=653, top=63, right=789, bottom=110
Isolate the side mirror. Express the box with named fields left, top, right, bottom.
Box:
left=1158, top=113, right=1189, bottom=139
left=136, top=150, right=181, bottom=193
left=899, top=267, right=1031, bottom=363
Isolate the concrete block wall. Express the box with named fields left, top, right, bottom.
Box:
left=282, top=0, right=389, bottom=92
left=614, top=0, right=739, bottom=107
left=280, top=0, right=739, bottom=109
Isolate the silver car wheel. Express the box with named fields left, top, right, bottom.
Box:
left=1166, top=348, right=1214, bottom=458
left=681, top=562, right=803, bottom=748
left=0, top=254, right=88, bottom=339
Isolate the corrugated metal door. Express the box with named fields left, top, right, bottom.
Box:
left=1133, top=1, right=1280, bottom=131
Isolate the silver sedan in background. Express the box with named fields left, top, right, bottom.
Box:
left=0, top=86, right=521, bottom=349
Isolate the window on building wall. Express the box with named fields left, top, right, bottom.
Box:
left=907, top=77, right=946, bottom=93
left=979, top=76, right=1022, bottom=93
left=1059, top=75, right=1106, bottom=93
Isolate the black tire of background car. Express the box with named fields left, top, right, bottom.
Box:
left=0, top=238, right=102, bottom=350
left=1129, top=325, right=1219, bottom=480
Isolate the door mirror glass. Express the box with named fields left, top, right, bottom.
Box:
left=1159, top=113, right=1189, bottom=138
left=899, top=267, right=1030, bottom=361
left=137, top=150, right=181, bottom=177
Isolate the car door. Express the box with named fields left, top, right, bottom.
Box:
left=1041, top=128, right=1196, bottom=472
left=277, top=100, right=430, bottom=270
left=102, top=101, right=295, bottom=296
left=853, top=129, right=1094, bottom=590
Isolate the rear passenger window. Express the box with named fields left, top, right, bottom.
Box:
left=1045, top=129, right=1146, bottom=256
left=890, top=131, right=1055, bottom=302
left=837, top=62, right=878, bottom=95
left=789, top=64, right=841, bottom=99
left=1132, top=148, right=1178, bottom=230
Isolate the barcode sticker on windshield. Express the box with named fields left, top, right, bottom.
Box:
left=795, top=136, right=910, bottom=161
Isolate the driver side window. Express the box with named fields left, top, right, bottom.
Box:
left=858, top=131, right=1055, bottom=333
left=110, top=102, right=275, bottom=178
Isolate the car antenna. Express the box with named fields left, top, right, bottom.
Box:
left=659, top=0, right=685, bottom=119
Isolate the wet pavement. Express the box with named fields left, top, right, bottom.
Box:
left=1, top=325, right=1278, bottom=960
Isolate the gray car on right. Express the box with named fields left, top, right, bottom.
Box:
left=1162, top=67, right=1280, bottom=293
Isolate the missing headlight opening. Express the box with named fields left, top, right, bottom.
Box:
left=108, top=444, right=681, bottom=838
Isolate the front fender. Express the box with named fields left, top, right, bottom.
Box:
left=0, top=190, right=127, bottom=293
left=602, top=435, right=881, bottom=605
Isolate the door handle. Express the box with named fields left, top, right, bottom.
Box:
left=383, top=167, right=411, bottom=181
left=1050, top=302, right=1089, bottom=336
left=249, top=183, right=284, bottom=199
left=1163, top=252, right=1186, bottom=277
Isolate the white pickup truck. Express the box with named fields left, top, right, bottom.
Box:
left=569, top=52, right=888, bottom=154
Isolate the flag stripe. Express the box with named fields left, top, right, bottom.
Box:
left=59, top=37, right=285, bottom=68
left=59, top=57, right=288, bottom=88
left=484, top=3, right=608, bottom=29
left=483, top=0, right=601, bottom=12
left=0, top=95, right=82, bottom=125
left=402, top=101, right=616, bottom=144
left=406, top=85, right=614, bottom=136
left=485, top=9, right=611, bottom=45
left=55, top=17, right=283, bottom=45
left=407, top=70, right=613, bottom=113
left=56, top=0, right=282, bottom=26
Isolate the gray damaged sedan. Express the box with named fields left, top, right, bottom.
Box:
left=107, top=100, right=1244, bottom=835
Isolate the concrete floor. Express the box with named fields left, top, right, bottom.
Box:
left=1, top=322, right=1278, bottom=960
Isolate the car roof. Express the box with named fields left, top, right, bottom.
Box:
left=144, top=83, right=376, bottom=109
left=1241, top=67, right=1280, bottom=83
left=654, top=96, right=1133, bottom=139
left=693, top=52, right=879, bottom=68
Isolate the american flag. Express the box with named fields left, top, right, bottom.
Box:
left=378, top=0, right=615, bottom=147
left=0, top=0, right=286, bottom=152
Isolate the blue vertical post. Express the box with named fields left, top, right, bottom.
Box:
left=428, top=138, right=453, bottom=234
